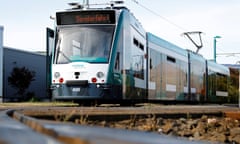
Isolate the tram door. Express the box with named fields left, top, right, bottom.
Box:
left=148, top=49, right=163, bottom=99
left=46, top=28, right=54, bottom=98
left=164, top=55, right=178, bottom=100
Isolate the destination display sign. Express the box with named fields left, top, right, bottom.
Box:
left=56, top=10, right=116, bottom=25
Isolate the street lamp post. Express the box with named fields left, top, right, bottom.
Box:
left=213, top=36, right=221, bottom=62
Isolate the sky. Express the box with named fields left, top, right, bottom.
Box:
left=1, top=0, right=240, bottom=64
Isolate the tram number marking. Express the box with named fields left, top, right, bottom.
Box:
left=72, top=88, right=80, bottom=92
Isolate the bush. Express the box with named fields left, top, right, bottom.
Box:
left=8, top=66, right=36, bottom=101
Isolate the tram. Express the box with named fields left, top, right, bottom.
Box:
left=46, top=1, right=229, bottom=104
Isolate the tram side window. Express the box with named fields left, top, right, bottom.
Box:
left=139, top=43, right=144, bottom=50
left=167, top=56, right=176, bottom=63
left=132, top=37, right=145, bottom=79
left=133, top=38, right=139, bottom=46
left=133, top=38, right=144, bottom=51
left=216, top=73, right=228, bottom=91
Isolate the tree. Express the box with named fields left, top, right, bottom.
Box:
left=8, top=66, right=36, bottom=100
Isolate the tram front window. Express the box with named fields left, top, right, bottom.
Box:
left=55, top=26, right=114, bottom=64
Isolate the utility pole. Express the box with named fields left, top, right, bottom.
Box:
left=213, top=36, right=221, bottom=62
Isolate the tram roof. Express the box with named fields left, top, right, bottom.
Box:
left=207, top=60, right=230, bottom=75
left=147, top=32, right=188, bottom=56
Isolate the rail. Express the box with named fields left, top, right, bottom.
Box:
left=0, top=109, right=210, bottom=144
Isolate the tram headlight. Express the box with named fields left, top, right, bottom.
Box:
left=96, top=71, right=104, bottom=78
left=54, top=72, right=61, bottom=78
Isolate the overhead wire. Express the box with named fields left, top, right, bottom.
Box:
left=131, top=0, right=237, bottom=58
left=131, top=0, right=188, bottom=32
left=131, top=0, right=240, bottom=62
left=131, top=0, right=207, bottom=54
left=213, top=40, right=239, bottom=58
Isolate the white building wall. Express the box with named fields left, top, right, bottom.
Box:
left=0, top=26, right=3, bottom=100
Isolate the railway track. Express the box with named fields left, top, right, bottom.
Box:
left=0, top=104, right=240, bottom=144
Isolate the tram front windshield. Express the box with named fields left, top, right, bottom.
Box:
left=55, top=25, right=114, bottom=64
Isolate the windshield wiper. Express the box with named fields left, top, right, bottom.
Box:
left=58, top=50, right=71, bottom=63
left=56, top=37, right=71, bottom=63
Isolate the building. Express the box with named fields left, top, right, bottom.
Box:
left=0, top=26, right=3, bottom=101
left=0, top=26, right=48, bottom=102
left=3, top=47, right=48, bottom=102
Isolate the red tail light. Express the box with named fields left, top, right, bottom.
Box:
left=91, top=77, right=97, bottom=83
left=59, top=78, right=64, bottom=83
